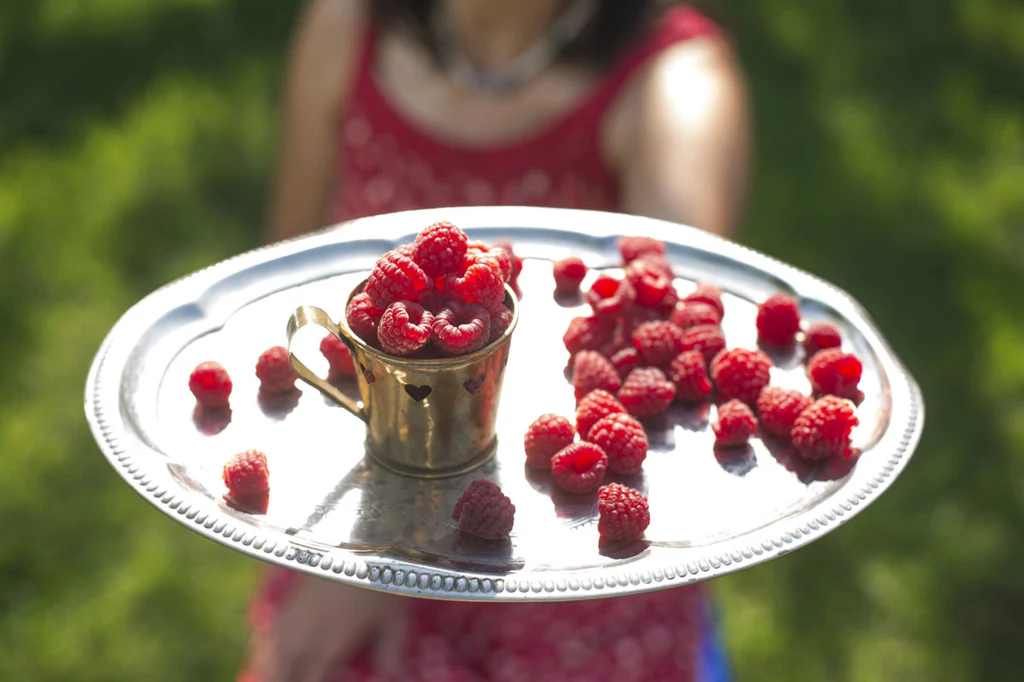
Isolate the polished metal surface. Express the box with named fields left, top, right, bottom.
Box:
left=286, top=283, right=518, bottom=477
left=84, top=206, right=924, bottom=602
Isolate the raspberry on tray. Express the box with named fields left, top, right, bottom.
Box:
left=255, top=346, right=298, bottom=395
left=618, top=367, right=676, bottom=418
left=572, top=350, right=622, bottom=401
left=632, top=320, right=686, bottom=367
left=452, top=479, right=515, bottom=541
left=575, top=389, right=627, bottom=440
left=551, top=442, right=608, bottom=494
left=223, top=449, right=270, bottom=514
left=757, top=386, right=813, bottom=438
left=710, top=348, right=772, bottom=406
left=756, top=293, right=801, bottom=347
left=670, top=300, right=722, bottom=330
left=791, top=396, right=859, bottom=460
left=807, top=347, right=863, bottom=399
left=524, top=414, right=576, bottom=470
left=377, top=301, right=434, bottom=356
left=431, top=300, right=491, bottom=356
left=552, top=257, right=588, bottom=295
left=680, top=324, right=727, bottom=367
left=586, top=274, right=636, bottom=319
left=597, top=483, right=650, bottom=541
left=609, top=347, right=642, bottom=380
left=563, top=315, right=614, bottom=358
left=712, top=399, right=758, bottom=446
left=682, top=283, right=725, bottom=319
left=803, top=321, right=842, bottom=358
left=617, top=236, right=666, bottom=264
left=320, top=334, right=356, bottom=379
left=625, top=257, right=675, bottom=308
left=587, top=413, right=648, bottom=475
left=188, top=361, right=232, bottom=409
left=668, top=350, right=713, bottom=403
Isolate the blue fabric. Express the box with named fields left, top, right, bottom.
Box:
left=698, top=600, right=731, bottom=682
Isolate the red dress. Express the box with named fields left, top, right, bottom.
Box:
left=246, top=7, right=722, bottom=681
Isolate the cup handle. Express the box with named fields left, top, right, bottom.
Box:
left=286, top=304, right=367, bottom=423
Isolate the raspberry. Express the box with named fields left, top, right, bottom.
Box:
left=552, top=257, right=588, bottom=295
left=395, top=243, right=417, bottom=257
left=432, top=301, right=491, bottom=355
left=710, top=348, right=772, bottom=406
left=255, top=346, right=297, bottom=394
left=609, top=347, right=642, bottom=379
left=479, top=247, right=513, bottom=282
left=575, top=389, right=627, bottom=439
left=563, top=315, right=614, bottom=357
left=320, top=334, right=356, bottom=379
left=452, top=479, right=515, bottom=540
left=597, top=483, right=650, bottom=541
left=682, top=283, right=725, bottom=319
left=524, top=414, right=576, bottom=469
left=586, top=274, right=636, bottom=319
left=757, top=386, right=813, bottom=438
left=619, top=367, right=676, bottom=418
left=667, top=350, right=713, bottom=403
left=669, top=301, right=722, bottom=330
left=791, top=396, right=859, bottom=460
left=617, top=236, right=666, bottom=264
left=632, top=321, right=686, bottom=367
left=680, top=324, right=727, bottom=366
left=447, top=260, right=506, bottom=313
left=346, top=291, right=383, bottom=342
left=364, top=251, right=431, bottom=309
left=712, top=399, right=758, bottom=446
left=572, top=350, right=622, bottom=401
left=412, top=221, right=469, bottom=276
left=625, top=258, right=674, bottom=307
left=807, top=347, right=863, bottom=399
left=377, top=301, right=434, bottom=356
left=756, top=293, right=801, bottom=347
left=803, top=322, right=842, bottom=358
left=492, top=241, right=523, bottom=294
left=551, top=442, right=608, bottom=494
left=222, top=449, right=270, bottom=510
left=189, top=361, right=232, bottom=409
left=588, top=413, right=648, bottom=475
left=488, top=304, right=514, bottom=343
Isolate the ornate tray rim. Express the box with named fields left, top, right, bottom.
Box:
left=84, top=206, right=924, bottom=601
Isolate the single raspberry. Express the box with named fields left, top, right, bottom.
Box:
left=223, top=449, right=270, bottom=500
left=452, top=479, right=515, bottom=540
left=680, top=324, right=727, bottom=366
left=609, top=347, right=642, bottom=379
left=524, top=414, right=576, bottom=469
left=619, top=367, right=676, bottom=418
left=597, top=483, right=650, bottom=541
left=412, top=221, right=469, bottom=276
left=617, top=236, right=666, bottom=264
left=488, top=304, right=514, bottom=343
left=572, top=350, right=622, bottom=401
left=377, top=301, right=434, bottom=356
left=320, top=334, right=356, bottom=379
left=480, top=247, right=513, bottom=282
left=586, top=274, right=636, bottom=319
left=669, top=301, right=722, bottom=330
left=432, top=301, right=491, bottom=355
left=807, top=347, right=863, bottom=399
left=682, top=283, right=725, bottom=319
left=364, top=251, right=431, bottom=309
left=791, top=396, right=859, bottom=460
left=712, top=399, right=758, bottom=446
left=803, top=322, right=843, bottom=358
left=632, top=320, right=686, bottom=367
left=346, top=291, right=383, bottom=342
left=551, top=442, right=608, bottom=494
left=756, top=293, right=801, bottom=347
left=757, top=386, right=813, bottom=438
left=667, top=350, right=713, bottom=403
left=255, top=346, right=297, bottom=394
left=552, top=257, right=588, bottom=295
left=625, top=257, right=674, bottom=307
left=492, top=241, right=523, bottom=294
left=710, top=348, right=772, bottom=406
left=587, top=413, right=648, bottom=475
left=188, top=361, right=232, bottom=409
left=447, top=260, right=506, bottom=313
left=563, top=315, right=614, bottom=357
left=575, top=389, right=627, bottom=439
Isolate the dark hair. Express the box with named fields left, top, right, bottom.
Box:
left=369, top=0, right=674, bottom=69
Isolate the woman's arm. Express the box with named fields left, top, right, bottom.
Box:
left=617, top=37, right=751, bottom=240
left=264, top=0, right=364, bottom=244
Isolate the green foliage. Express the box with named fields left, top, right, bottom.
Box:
left=0, top=0, right=1021, bottom=680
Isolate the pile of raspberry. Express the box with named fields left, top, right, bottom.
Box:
left=347, top=221, right=520, bottom=358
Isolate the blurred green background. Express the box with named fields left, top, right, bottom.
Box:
left=1, top=0, right=1021, bottom=680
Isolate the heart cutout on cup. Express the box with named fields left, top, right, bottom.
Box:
left=404, top=384, right=432, bottom=402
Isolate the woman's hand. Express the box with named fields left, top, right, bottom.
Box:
left=248, top=576, right=409, bottom=682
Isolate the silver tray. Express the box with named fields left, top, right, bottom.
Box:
left=84, top=206, right=924, bottom=602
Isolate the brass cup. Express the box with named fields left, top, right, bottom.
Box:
left=286, top=283, right=518, bottom=479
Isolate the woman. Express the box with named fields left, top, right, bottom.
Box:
left=248, top=0, right=749, bottom=679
